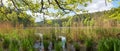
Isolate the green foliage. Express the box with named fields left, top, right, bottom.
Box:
left=0, top=29, right=36, bottom=51
left=43, top=34, right=51, bottom=51
left=73, top=42, right=80, bottom=51
left=109, top=8, right=120, bottom=20
left=54, top=41, right=62, bottom=51
left=9, top=39, right=19, bottom=51
left=43, top=40, right=49, bottom=51
left=85, top=39, right=93, bottom=48
left=3, top=37, right=10, bottom=49
left=84, top=38, right=93, bottom=51
left=0, top=26, right=120, bottom=50
left=46, top=20, right=52, bottom=25
left=0, top=0, right=95, bottom=15
left=0, top=7, right=35, bottom=27
left=21, top=37, right=35, bottom=51
left=98, top=37, right=120, bottom=51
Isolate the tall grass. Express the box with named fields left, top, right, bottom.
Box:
left=98, top=37, right=120, bottom=51
left=0, top=20, right=120, bottom=51
left=0, top=23, right=37, bottom=51
left=36, top=27, right=120, bottom=51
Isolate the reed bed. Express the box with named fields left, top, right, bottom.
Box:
left=0, top=22, right=120, bottom=51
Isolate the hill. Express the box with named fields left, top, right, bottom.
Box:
left=36, top=7, right=120, bottom=27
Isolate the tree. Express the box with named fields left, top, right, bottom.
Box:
left=0, top=6, right=35, bottom=27
left=0, top=0, right=114, bottom=15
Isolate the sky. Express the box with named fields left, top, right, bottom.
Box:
left=112, top=0, right=120, bottom=8
left=83, top=0, right=113, bottom=13
left=35, top=0, right=120, bottom=22
left=2, top=0, right=120, bottom=22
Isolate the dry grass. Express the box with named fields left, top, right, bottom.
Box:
left=0, top=18, right=120, bottom=51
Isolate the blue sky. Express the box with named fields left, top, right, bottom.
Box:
left=112, top=0, right=120, bottom=8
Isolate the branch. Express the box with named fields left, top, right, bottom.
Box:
left=54, top=0, right=74, bottom=13
left=40, top=0, right=44, bottom=12
left=11, top=0, right=19, bottom=11
left=21, top=0, right=35, bottom=12
left=21, top=0, right=30, bottom=7
left=0, top=0, right=3, bottom=6
left=48, top=0, right=51, bottom=5
left=54, top=0, right=65, bottom=12
left=105, top=0, right=107, bottom=6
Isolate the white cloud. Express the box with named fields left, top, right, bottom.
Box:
left=34, top=13, right=55, bottom=22
left=84, top=0, right=113, bottom=13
